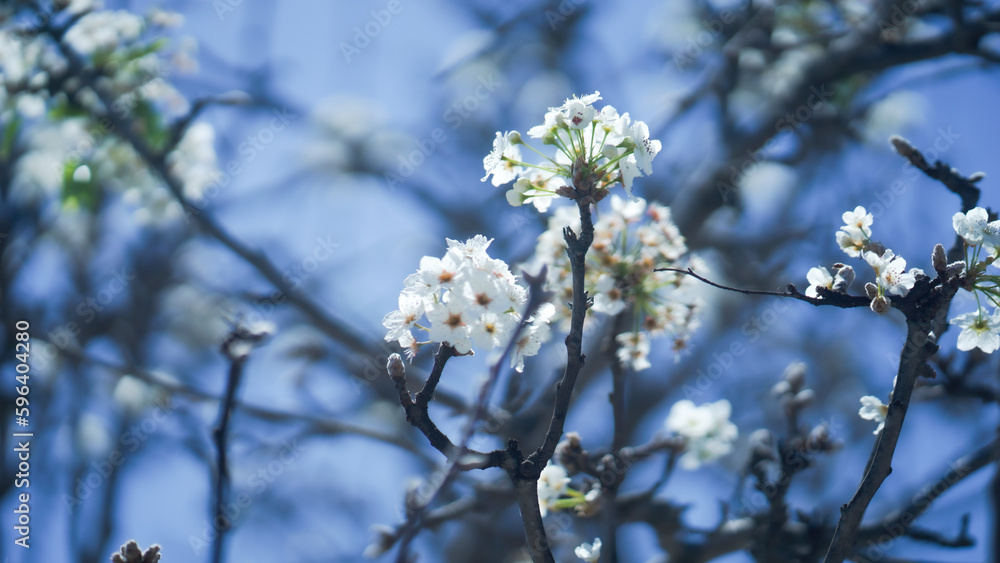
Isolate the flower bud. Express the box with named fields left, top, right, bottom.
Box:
left=806, top=423, right=843, bottom=452
left=555, top=432, right=586, bottom=474
left=749, top=428, right=774, bottom=448
left=870, top=295, right=891, bottom=314
left=363, top=525, right=396, bottom=559
left=783, top=362, right=807, bottom=392
left=832, top=263, right=854, bottom=293
left=771, top=380, right=791, bottom=396
left=506, top=189, right=525, bottom=206
left=387, top=353, right=406, bottom=380
left=508, top=131, right=522, bottom=144
left=932, top=243, right=947, bottom=273
left=970, top=171, right=986, bottom=183
left=865, top=282, right=879, bottom=300
left=793, top=389, right=815, bottom=408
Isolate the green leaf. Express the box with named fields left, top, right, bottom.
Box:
left=0, top=115, right=22, bottom=160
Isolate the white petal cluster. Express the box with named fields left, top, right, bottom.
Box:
left=825, top=205, right=920, bottom=311
left=481, top=131, right=522, bottom=187
left=950, top=309, right=1000, bottom=353
left=483, top=91, right=661, bottom=206
left=383, top=236, right=551, bottom=371
left=947, top=207, right=1000, bottom=354
left=166, top=122, right=221, bottom=201
left=863, top=249, right=915, bottom=297
left=4, top=6, right=198, bottom=223
left=537, top=463, right=570, bottom=517
left=858, top=395, right=888, bottom=434
left=574, top=538, right=602, bottom=562
left=836, top=205, right=872, bottom=257
left=615, top=332, right=651, bottom=371
left=953, top=207, right=1000, bottom=248
left=664, top=399, right=738, bottom=470
left=65, top=10, right=145, bottom=55
left=524, top=196, right=702, bottom=368
left=804, top=266, right=833, bottom=298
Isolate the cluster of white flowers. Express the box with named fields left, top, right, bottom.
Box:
left=482, top=91, right=661, bottom=209
left=166, top=122, right=221, bottom=201
left=664, top=399, right=738, bottom=470
left=836, top=205, right=873, bottom=258
left=65, top=10, right=145, bottom=55
left=947, top=207, right=1000, bottom=353
left=807, top=206, right=921, bottom=313
left=2, top=4, right=196, bottom=223
left=383, top=236, right=553, bottom=371
left=523, top=195, right=703, bottom=370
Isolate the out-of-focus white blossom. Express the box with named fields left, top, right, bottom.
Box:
left=537, top=463, right=570, bottom=517
left=616, top=331, right=651, bottom=371
left=65, top=10, right=144, bottom=55
left=862, top=91, right=928, bottom=146
left=665, top=399, right=738, bottom=469
left=112, top=375, right=159, bottom=415
left=575, top=538, right=602, bottom=562
left=166, top=122, right=220, bottom=201
left=523, top=196, right=703, bottom=367
left=76, top=412, right=113, bottom=458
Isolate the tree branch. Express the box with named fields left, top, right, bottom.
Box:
left=824, top=273, right=960, bottom=561
left=525, top=198, right=596, bottom=474
left=210, top=336, right=249, bottom=563
left=656, top=267, right=871, bottom=309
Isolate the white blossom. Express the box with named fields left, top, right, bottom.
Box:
left=384, top=237, right=549, bottom=370
left=953, top=207, right=1000, bottom=248
left=858, top=395, right=888, bottom=434
left=665, top=399, right=738, bottom=469
left=950, top=309, right=1000, bottom=353
left=482, top=130, right=522, bottom=186
left=864, top=250, right=915, bottom=297
left=487, top=92, right=659, bottom=205
left=167, top=122, right=221, bottom=201
left=537, top=463, right=570, bottom=517
left=805, top=266, right=833, bottom=298
left=65, top=10, right=144, bottom=55
left=575, top=538, right=602, bottom=562
left=836, top=205, right=873, bottom=257
left=616, top=331, right=651, bottom=371
left=522, top=196, right=702, bottom=360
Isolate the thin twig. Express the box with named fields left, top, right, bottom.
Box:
left=656, top=267, right=871, bottom=309
left=60, top=346, right=420, bottom=454
left=210, top=341, right=248, bottom=563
